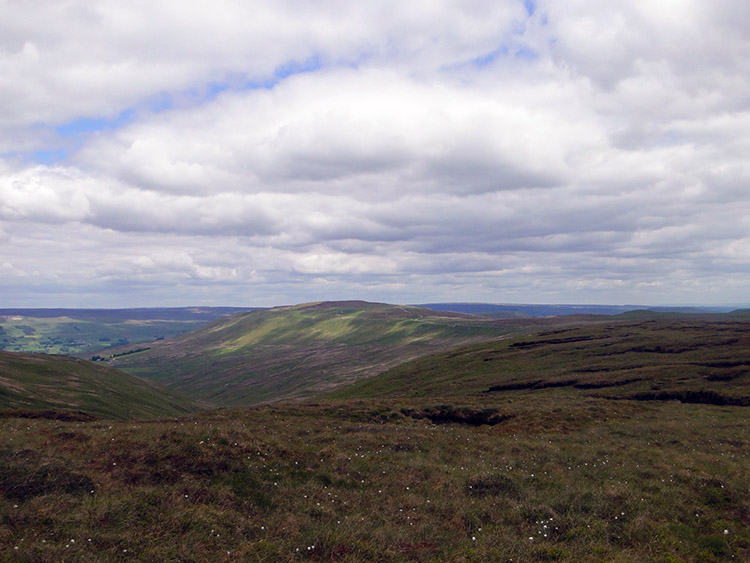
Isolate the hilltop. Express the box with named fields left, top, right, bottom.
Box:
left=0, top=351, right=197, bottom=419
left=418, top=302, right=737, bottom=318
left=104, top=301, right=518, bottom=406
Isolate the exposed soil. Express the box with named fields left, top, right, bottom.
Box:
left=402, top=406, right=515, bottom=426
left=621, top=390, right=749, bottom=407
left=0, top=409, right=99, bottom=421
left=509, top=335, right=601, bottom=349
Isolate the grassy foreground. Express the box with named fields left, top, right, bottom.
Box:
left=1, top=397, right=747, bottom=561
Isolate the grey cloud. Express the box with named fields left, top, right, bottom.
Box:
left=1, top=1, right=749, bottom=307
left=87, top=191, right=279, bottom=236
left=77, top=68, right=583, bottom=198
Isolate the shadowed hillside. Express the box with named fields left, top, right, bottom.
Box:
left=105, top=301, right=517, bottom=406
left=331, top=315, right=750, bottom=405
left=0, top=351, right=198, bottom=419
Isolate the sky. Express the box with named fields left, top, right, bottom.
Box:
left=1, top=0, right=749, bottom=308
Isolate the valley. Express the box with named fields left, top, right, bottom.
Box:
left=0, top=307, right=255, bottom=356
left=0, top=302, right=748, bottom=560
left=102, top=301, right=524, bottom=406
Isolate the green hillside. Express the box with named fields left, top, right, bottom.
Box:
left=0, top=351, right=198, bottom=419
left=106, top=301, right=516, bottom=406
left=331, top=315, right=750, bottom=405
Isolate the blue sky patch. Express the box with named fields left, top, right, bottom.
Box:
left=31, top=149, right=68, bottom=165
left=148, top=92, right=175, bottom=114
left=17, top=109, right=137, bottom=165
left=470, top=44, right=536, bottom=67
left=20, top=55, right=325, bottom=166
left=514, top=46, right=538, bottom=60
left=473, top=46, right=510, bottom=67
left=243, top=54, right=324, bottom=90
left=274, top=55, right=322, bottom=80
left=55, top=108, right=135, bottom=138
left=206, top=82, right=231, bottom=98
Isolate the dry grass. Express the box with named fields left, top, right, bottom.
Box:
left=1, top=397, right=747, bottom=561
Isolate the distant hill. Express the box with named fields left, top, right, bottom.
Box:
left=331, top=315, right=750, bottom=405
left=0, top=307, right=257, bottom=356
left=0, top=306, right=259, bottom=322
left=0, top=351, right=198, bottom=419
left=418, top=302, right=738, bottom=318
left=105, top=301, right=518, bottom=406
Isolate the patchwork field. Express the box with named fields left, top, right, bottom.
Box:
left=0, top=308, right=253, bottom=356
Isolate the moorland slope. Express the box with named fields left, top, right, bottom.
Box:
left=105, top=301, right=519, bottom=406
left=0, top=351, right=198, bottom=419
left=332, top=315, right=750, bottom=406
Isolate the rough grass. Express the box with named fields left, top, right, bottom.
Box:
left=0, top=351, right=198, bottom=419
left=331, top=317, right=750, bottom=405
left=1, top=397, right=747, bottom=561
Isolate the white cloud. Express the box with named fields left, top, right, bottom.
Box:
left=0, top=166, right=92, bottom=222
left=0, top=1, right=528, bottom=129
left=0, top=1, right=749, bottom=307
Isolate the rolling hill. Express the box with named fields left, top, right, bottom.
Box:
left=330, top=315, right=750, bottom=405
left=104, top=301, right=520, bottom=406
left=418, top=302, right=738, bottom=317
left=0, top=351, right=198, bottom=419
left=1, top=309, right=748, bottom=560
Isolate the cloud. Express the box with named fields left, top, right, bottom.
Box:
left=0, top=1, right=528, bottom=129
left=0, top=1, right=749, bottom=307
left=74, top=67, right=580, bottom=193
left=0, top=165, right=92, bottom=222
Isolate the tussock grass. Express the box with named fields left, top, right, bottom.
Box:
left=332, top=317, right=750, bottom=404
left=1, top=397, right=747, bottom=561
left=2, top=315, right=748, bottom=560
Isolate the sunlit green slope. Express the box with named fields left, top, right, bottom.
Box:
left=107, top=301, right=514, bottom=406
